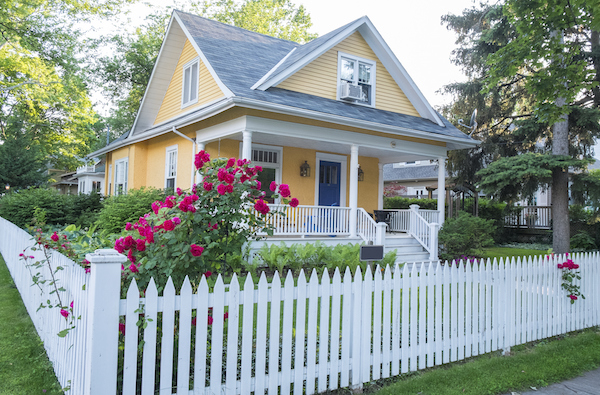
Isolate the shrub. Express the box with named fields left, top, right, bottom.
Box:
left=384, top=196, right=437, bottom=210
left=438, top=212, right=495, bottom=261
left=95, top=188, right=168, bottom=234
left=570, top=231, right=597, bottom=251
left=0, top=188, right=103, bottom=228
left=254, top=241, right=397, bottom=276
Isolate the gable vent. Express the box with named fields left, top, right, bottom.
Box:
left=252, top=148, right=279, bottom=164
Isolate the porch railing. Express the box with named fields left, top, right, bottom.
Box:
left=357, top=208, right=386, bottom=245
left=504, top=206, right=552, bottom=229
left=388, top=209, right=440, bottom=233
left=263, top=205, right=351, bottom=236
left=408, top=205, right=439, bottom=260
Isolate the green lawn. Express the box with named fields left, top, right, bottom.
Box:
left=483, top=247, right=546, bottom=260
left=369, top=328, right=600, bottom=395
left=0, top=255, right=64, bottom=395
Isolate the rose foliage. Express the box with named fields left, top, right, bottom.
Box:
left=115, top=152, right=298, bottom=291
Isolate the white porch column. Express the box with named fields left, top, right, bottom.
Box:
left=437, top=157, right=446, bottom=225
left=378, top=162, right=384, bottom=210
left=349, top=144, right=359, bottom=238
left=242, top=130, right=252, bottom=160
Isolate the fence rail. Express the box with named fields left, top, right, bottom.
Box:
left=504, top=206, right=552, bottom=229
left=1, top=216, right=599, bottom=395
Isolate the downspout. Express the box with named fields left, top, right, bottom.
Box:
left=172, top=127, right=197, bottom=189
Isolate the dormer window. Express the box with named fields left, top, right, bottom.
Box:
left=182, top=58, right=199, bottom=107
left=337, top=52, right=376, bottom=106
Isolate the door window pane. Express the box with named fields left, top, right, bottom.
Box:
left=257, top=167, right=276, bottom=203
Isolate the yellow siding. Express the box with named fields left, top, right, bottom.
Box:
left=277, top=32, right=420, bottom=117
left=154, top=39, right=225, bottom=125
left=205, top=139, right=240, bottom=160
left=357, top=156, right=379, bottom=214
left=130, top=143, right=148, bottom=189
left=143, top=133, right=195, bottom=190
left=282, top=147, right=317, bottom=206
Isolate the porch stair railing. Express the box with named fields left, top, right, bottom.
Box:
left=356, top=208, right=386, bottom=245
left=407, top=205, right=439, bottom=260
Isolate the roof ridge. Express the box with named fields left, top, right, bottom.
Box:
left=173, top=9, right=303, bottom=44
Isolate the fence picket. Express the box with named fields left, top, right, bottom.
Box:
left=177, top=277, right=193, bottom=393
left=341, top=267, right=352, bottom=387
left=457, top=260, right=465, bottom=361
left=318, top=269, right=331, bottom=393
left=123, top=279, right=140, bottom=395
left=294, top=270, right=307, bottom=395
left=382, top=265, right=392, bottom=377
left=141, top=278, right=158, bottom=395
left=361, top=265, right=373, bottom=383
left=409, top=264, right=418, bottom=371
left=400, top=264, right=409, bottom=373
left=210, top=276, right=225, bottom=393
left=255, top=273, right=269, bottom=394
left=330, top=269, right=342, bottom=390
left=391, top=264, right=402, bottom=375
left=351, top=267, right=362, bottom=388
left=240, top=274, right=254, bottom=394
left=280, top=272, right=294, bottom=395
left=268, top=272, right=281, bottom=395
left=194, top=276, right=209, bottom=393
left=373, top=265, right=383, bottom=379
left=434, top=263, right=443, bottom=365
left=306, top=270, right=319, bottom=395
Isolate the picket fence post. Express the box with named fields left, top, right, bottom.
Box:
left=83, top=249, right=127, bottom=395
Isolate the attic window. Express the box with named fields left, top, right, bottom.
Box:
left=337, top=52, right=376, bottom=106
left=182, top=58, right=199, bottom=107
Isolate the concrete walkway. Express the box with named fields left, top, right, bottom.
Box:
left=505, top=367, right=600, bottom=394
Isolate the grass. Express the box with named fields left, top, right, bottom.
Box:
left=0, top=254, right=64, bottom=395
left=483, top=247, right=546, bottom=260
left=360, top=327, right=600, bottom=395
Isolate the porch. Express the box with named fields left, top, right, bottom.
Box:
left=257, top=204, right=440, bottom=262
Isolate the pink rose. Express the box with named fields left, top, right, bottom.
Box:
left=279, top=184, right=291, bottom=198
left=269, top=181, right=278, bottom=192
left=190, top=244, right=204, bottom=257
left=176, top=187, right=183, bottom=196
left=119, top=322, right=126, bottom=335
left=51, top=232, right=59, bottom=242
left=254, top=199, right=270, bottom=215
left=129, top=263, right=139, bottom=273
left=290, top=197, right=299, bottom=207
left=173, top=217, right=181, bottom=225
left=217, top=184, right=227, bottom=195
left=203, top=182, right=213, bottom=191
left=146, top=231, right=154, bottom=244
left=208, top=316, right=214, bottom=325
left=136, top=239, right=146, bottom=252
left=178, top=201, right=189, bottom=212
left=125, top=222, right=133, bottom=231
left=226, top=184, right=234, bottom=194
left=205, top=271, right=212, bottom=277
left=123, top=235, right=134, bottom=250
left=163, top=220, right=175, bottom=231
left=151, top=201, right=161, bottom=214
left=225, top=173, right=235, bottom=184
left=60, top=309, right=69, bottom=318
left=226, top=158, right=236, bottom=168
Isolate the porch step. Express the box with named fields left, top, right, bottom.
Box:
left=384, top=234, right=431, bottom=264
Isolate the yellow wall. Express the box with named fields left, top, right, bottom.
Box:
left=357, top=156, right=379, bottom=213
left=282, top=146, right=317, bottom=207
left=154, top=39, right=225, bottom=125
left=205, top=139, right=240, bottom=160
left=277, top=32, right=420, bottom=117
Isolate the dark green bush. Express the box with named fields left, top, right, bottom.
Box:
left=384, top=196, right=437, bottom=210
left=438, top=212, right=495, bottom=261
left=0, top=188, right=103, bottom=228
left=570, top=231, right=597, bottom=251
left=95, top=187, right=167, bottom=234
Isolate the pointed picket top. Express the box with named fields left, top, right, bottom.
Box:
left=401, top=262, right=409, bottom=277
left=375, top=264, right=382, bottom=279
left=164, top=276, right=175, bottom=296
left=284, top=270, right=294, bottom=287
left=230, top=272, right=238, bottom=288
left=181, top=276, right=192, bottom=294
left=127, top=278, right=139, bottom=298
left=333, top=267, right=341, bottom=283
left=384, top=264, right=392, bottom=280
left=198, top=272, right=209, bottom=293
left=321, top=267, right=330, bottom=284
left=271, top=270, right=280, bottom=288
left=354, top=265, right=363, bottom=283
left=297, top=269, right=307, bottom=285
left=258, top=272, right=268, bottom=287
left=243, top=272, right=254, bottom=292
left=146, top=277, right=158, bottom=298
left=309, top=268, right=319, bottom=284
left=343, top=266, right=352, bottom=284
left=214, top=273, right=225, bottom=293
left=364, top=264, right=373, bottom=283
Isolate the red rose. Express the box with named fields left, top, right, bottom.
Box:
left=217, top=184, right=227, bottom=195
left=190, top=244, right=204, bottom=257
left=204, top=182, right=213, bottom=191
left=254, top=199, right=270, bottom=215
left=226, top=158, right=236, bottom=168
left=163, top=220, right=175, bottom=231
left=290, top=197, right=299, bottom=207
left=269, top=181, right=278, bottom=192
left=146, top=231, right=154, bottom=244
left=279, top=184, right=291, bottom=198
left=51, top=232, right=59, bottom=242
left=136, top=239, right=146, bottom=252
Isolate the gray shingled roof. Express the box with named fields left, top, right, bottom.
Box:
left=175, top=11, right=473, bottom=142
left=383, top=164, right=449, bottom=182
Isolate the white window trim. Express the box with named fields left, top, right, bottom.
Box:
left=107, top=164, right=112, bottom=196
left=239, top=143, right=283, bottom=202
left=336, top=51, right=376, bottom=108
left=165, top=144, right=178, bottom=190
left=181, top=57, right=200, bottom=108
left=114, top=157, right=129, bottom=196
left=314, top=152, right=347, bottom=207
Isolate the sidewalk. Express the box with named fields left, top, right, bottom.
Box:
left=506, top=367, right=600, bottom=394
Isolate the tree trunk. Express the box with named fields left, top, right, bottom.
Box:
left=552, top=97, right=570, bottom=253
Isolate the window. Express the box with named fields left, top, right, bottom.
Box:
left=338, top=52, right=376, bottom=106
left=79, top=180, right=85, bottom=194
left=247, top=145, right=282, bottom=203
left=165, top=145, right=178, bottom=190
left=114, top=158, right=128, bottom=196
left=92, top=181, right=101, bottom=194
left=182, top=58, right=199, bottom=107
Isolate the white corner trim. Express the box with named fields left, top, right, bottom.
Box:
left=314, top=152, right=347, bottom=207
left=251, top=47, right=297, bottom=90
left=173, top=12, right=234, bottom=98
left=257, top=16, right=369, bottom=90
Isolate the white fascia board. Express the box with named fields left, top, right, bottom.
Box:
left=255, top=16, right=369, bottom=90
left=245, top=116, right=447, bottom=158
left=232, top=97, right=478, bottom=149
left=357, top=20, right=444, bottom=126
left=130, top=12, right=181, bottom=138
left=251, top=47, right=297, bottom=90
left=173, top=11, right=234, bottom=98
left=88, top=98, right=236, bottom=158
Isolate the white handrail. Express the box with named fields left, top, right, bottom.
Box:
left=356, top=208, right=378, bottom=244
left=408, top=205, right=439, bottom=260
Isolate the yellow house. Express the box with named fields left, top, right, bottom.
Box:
left=90, top=11, right=478, bottom=261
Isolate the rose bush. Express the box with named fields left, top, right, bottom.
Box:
left=115, top=152, right=297, bottom=292
left=557, top=253, right=585, bottom=304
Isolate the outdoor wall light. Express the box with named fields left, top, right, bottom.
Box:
left=300, top=161, right=311, bottom=177
left=4, top=184, right=9, bottom=190
left=358, top=166, right=364, bottom=182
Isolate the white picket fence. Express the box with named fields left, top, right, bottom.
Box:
left=1, top=214, right=600, bottom=395
left=0, top=217, right=90, bottom=394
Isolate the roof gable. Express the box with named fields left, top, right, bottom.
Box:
left=252, top=16, right=443, bottom=126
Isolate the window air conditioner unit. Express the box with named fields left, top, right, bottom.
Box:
left=339, top=82, right=363, bottom=101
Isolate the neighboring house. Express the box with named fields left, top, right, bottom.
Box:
left=74, top=159, right=105, bottom=195
left=383, top=160, right=448, bottom=199
left=48, top=169, right=78, bottom=195
left=88, top=11, right=478, bottom=261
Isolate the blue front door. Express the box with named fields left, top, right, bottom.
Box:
left=319, top=161, right=341, bottom=206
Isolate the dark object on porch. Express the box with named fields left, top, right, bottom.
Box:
left=373, top=210, right=394, bottom=228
